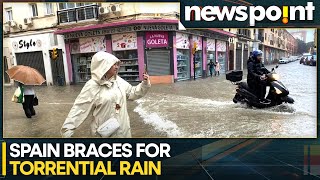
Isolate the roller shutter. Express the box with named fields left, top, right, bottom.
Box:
left=146, top=50, right=170, bottom=76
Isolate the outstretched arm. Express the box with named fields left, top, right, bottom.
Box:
left=61, top=81, right=98, bottom=138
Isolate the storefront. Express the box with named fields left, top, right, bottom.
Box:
left=216, top=40, right=227, bottom=74
left=192, top=35, right=203, bottom=78
left=56, top=20, right=234, bottom=84
left=9, top=33, right=69, bottom=85
left=112, top=32, right=139, bottom=83
left=206, top=38, right=216, bottom=76
left=145, top=31, right=170, bottom=78
left=176, top=32, right=190, bottom=81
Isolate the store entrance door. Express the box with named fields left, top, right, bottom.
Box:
left=243, top=49, right=248, bottom=70
left=236, top=43, right=243, bottom=70
left=243, top=44, right=249, bottom=70
left=229, top=50, right=234, bottom=70
left=16, top=51, right=46, bottom=84
left=146, top=50, right=170, bottom=76
left=49, top=49, right=65, bottom=86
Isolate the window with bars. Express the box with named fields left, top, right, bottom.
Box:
left=57, top=3, right=98, bottom=24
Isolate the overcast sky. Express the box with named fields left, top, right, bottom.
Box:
left=287, top=28, right=316, bottom=43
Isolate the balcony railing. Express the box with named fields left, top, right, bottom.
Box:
left=57, top=4, right=99, bottom=24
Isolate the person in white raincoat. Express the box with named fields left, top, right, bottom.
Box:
left=61, top=51, right=151, bottom=138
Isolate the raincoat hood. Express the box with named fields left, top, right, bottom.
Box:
left=91, top=51, right=120, bottom=83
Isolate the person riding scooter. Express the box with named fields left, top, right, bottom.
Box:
left=247, top=50, right=270, bottom=104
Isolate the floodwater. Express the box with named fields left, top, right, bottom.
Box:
left=3, top=61, right=317, bottom=138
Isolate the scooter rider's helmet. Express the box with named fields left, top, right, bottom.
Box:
left=252, top=50, right=263, bottom=60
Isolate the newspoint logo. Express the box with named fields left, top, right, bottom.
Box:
left=184, top=2, right=315, bottom=26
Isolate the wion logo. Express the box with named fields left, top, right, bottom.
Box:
left=185, top=2, right=315, bottom=26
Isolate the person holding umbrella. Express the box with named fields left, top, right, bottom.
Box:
left=61, top=51, right=151, bottom=138
left=6, top=65, right=45, bottom=118
left=16, top=82, right=36, bottom=118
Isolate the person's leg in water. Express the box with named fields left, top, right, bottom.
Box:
left=22, top=95, right=32, bottom=118
left=257, top=81, right=268, bottom=103
left=29, top=95, right=36, bottom=116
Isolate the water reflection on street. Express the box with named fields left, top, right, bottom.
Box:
left=3, top=61, right=316, bottom=138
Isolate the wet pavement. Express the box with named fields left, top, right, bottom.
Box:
left=3, top=61, right=317, bottom=138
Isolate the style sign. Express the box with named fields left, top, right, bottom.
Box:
left=11, top=36, right=43, bottom=53
left=176, top=33, right=189, bottom=49
left=79, top=36, right=106, bottom=53
left=145, top=31, right=169, bottom=48
left=112, top=32, right=137, bottom=51
left=207, top=38, right=216, bottom=51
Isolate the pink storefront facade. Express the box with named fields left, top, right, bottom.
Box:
left=55, top=20, right=235, bottom=84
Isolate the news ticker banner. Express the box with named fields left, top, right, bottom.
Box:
left=180, top=0, right=320, bottom=28
left=0, top=139, right=205, bottom=177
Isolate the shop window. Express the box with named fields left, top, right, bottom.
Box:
left=194, top=51, right=203, bottom=78
left=113, top=50, right=139, bottom=83
left=207, top=50, right=216, bottom=77
left=177, top=49, right=190, bottom=80
left=72, top=53, right=94, bottom=83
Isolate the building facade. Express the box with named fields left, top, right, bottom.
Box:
left=3, top=3, right=69, bottom=85
left=4, top=2, right=234, bottom=85
left=224, top=28, right=255, bottom=71
left=224, top=28, right=298, bottom=71
left=255, top=28, right=297, bottom=65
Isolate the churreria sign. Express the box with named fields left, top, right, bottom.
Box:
left=185, top=2, right=315, bottom=26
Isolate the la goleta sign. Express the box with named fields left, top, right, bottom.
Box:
left=145, top=32, right=168, bottom=48
left=64, top=24, right=178, bottom=39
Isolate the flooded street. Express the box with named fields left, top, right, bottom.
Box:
left=3, top=61, right=316, bottom=138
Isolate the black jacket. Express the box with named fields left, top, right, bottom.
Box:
left=247, top=57, right=270, bottom=85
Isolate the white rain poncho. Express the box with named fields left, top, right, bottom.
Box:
left=61, top=51, right=151, bottom=138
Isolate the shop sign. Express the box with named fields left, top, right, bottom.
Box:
left=64, top=24, right=178, bottom=39
left=145, top=31, right=168, bottom=48
left=181, top=30, right=229, bottom=41
left=176, top=32, right=189, bottom=49
left=217, top=40, right=227, bottom=51
left=192, top=36, right=202, bottom=50
left=11, top=35, right=43, bottom=53
left=207, top=38, right=216, bottom=51
left=79, top=36, right=106, bottom=53
left=112, top=32, right=137, bottom=51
